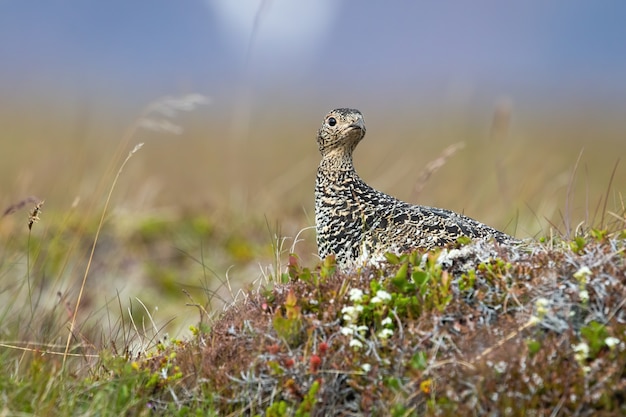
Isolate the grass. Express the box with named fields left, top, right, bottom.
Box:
left=1, top=96, right=626, bottom=415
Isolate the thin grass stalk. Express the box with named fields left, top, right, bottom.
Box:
left=62, top=143, right=144, bottom=368
left=600, top=159, right=620, bottom=229
left=564, top=149, right=584, bottom=239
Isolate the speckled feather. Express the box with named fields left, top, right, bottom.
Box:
left=314, top=108, right=518, bottom=269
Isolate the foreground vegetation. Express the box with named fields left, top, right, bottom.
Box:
left=131, top=232, right=626, bottom=415
left=2, top=205, right=626, bottom=415
left=2, top=97, right=626, bottom=415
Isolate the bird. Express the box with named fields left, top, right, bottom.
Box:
left=314, top=108, right=518, bottom=269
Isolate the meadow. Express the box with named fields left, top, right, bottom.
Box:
left=1, top=92, right=625, bottom=415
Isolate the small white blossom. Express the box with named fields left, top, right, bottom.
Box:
left=535, top=298, right=549, bottom=313
left=532, top=297, right=550, bottom=324
left=573, top=266, right=591, bottom=280
left=605, top=337, right=621, bottom=349
left=356, top=325, right=369, bottom=334
left=579, top=289, right=589, bottom=303
left=341, top=306, right=358, bottom=322
left=371, top=290, right=392, bottom=304
left=381, top=317, right=393, bottom=326
left=378, top=328, right=394, bottom=339
left=494, top=361, right=507, bottom=373
left=361, top=363, right=371, bottom=372
left=340, top=326, right=354, bottom=336
left=349, top=339, right=363, bottom=349
left=572, top=342, right=589, bottom=362
left=376, top=290, right=392, bottom=300
left=349, top=288, right=365, bottom=302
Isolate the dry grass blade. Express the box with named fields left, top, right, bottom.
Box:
left=564, top=149, right=584, bottom=239
left=127, top=297, right=162, bottom=356
left=600, top=158, right=620, bottom=229
left=413, top=142, right=465, bottom=197
left=62, top=143, right=144, bottom=368
left=0, top=342, right=98, bottom=358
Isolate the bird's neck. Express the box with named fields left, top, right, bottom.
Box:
left=318, top=150, right=355, bottom=172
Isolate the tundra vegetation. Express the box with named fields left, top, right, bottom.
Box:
left=1, top=97, right=625, bottom=415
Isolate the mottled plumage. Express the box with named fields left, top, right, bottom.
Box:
left=314, top=108, right=517, bottom=269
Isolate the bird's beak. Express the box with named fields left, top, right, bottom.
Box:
left=348, top=118, right=366, bottom=134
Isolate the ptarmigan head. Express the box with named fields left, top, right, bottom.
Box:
left=317, top=108, right=366, bottom=157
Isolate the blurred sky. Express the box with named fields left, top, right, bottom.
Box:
left=1, top=1, right=626, bottom=110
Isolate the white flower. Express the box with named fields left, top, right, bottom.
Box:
left=371, top=290, right=392, bottom=304
left=573, top=266, right=591, bottom=280
left=535, top=297, right=549, bottom=310
left=377, top=290, right=392, bottom=300
left=572, top=342, right=589, bottom=362
left=349, top=339, right=363, bottom=349
left=341, top=306, right=354, bottom=314
left=494, top=361, right=507, bottom=373
left=381, top=317, right=393, bottom=326
left=533, top=297, right=550, bottom=322
left=341, top=306, right=358, bottom=322
left=579, top=289, right=589, bottom=303
left=361, top=363, right=371, bottom=372
left=378, top=328, right=394, bottom=339
left=356, top=325, right=369, bottom=334
left=349, top=288, right=364, bottom=302
left=605, top=337, right=621, bottom=349
left=340, top=326, right=354, bottom=336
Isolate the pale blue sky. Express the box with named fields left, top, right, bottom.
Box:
left=1, top=1, right=625, bottom=106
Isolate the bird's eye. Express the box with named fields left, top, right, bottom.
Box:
left=327, top=117, right=337, bottom=127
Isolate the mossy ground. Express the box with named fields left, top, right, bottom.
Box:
left=134, top=233, right=626, bottom=416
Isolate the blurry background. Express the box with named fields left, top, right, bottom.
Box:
left=1, top=1, right=625, bottom=336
